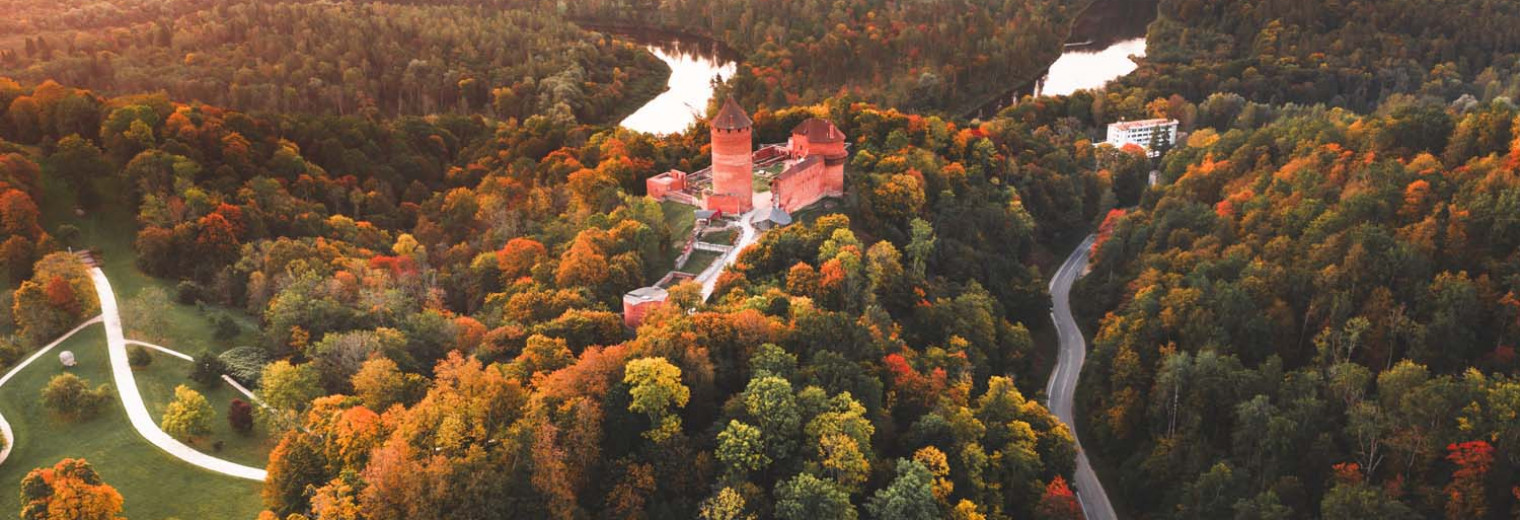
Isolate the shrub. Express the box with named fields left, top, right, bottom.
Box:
left=212, top=314, right=241, bottom=341
left=127, top=344, right=153, bottom=368
left=54, top=224, right=80, bottom=247
left=228, top=398, right=254, bottom=434
left=189, top=352, right=228, bottom=387
left=175, top=280, right=200, bottom=304
left=218, top=346, right=269, bottom=386
left=41, top=373, right=110, bottom=420
left=161, top=385, right=212, bottom=441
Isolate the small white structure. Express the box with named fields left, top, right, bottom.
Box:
left=59, top=351, right=76, bottom=367
left=1105, top=119, right=1179, bottom=157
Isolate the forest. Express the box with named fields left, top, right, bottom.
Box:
left=1, top=0, right=1519, bottom=518
left=0, top=0, right=668, bottom=122
left=0, top=64, right=1112, bottom=516
left=566, top=0, right=1082, bottom=115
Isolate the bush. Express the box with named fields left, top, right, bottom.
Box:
left=161, top=385, right=212, bottom=441
left=41, top=373, right=110, bottom=420
left=55, top=224, right=80, bottom=247
left=212, top=314, right=240, bottom=342
left=189, top=352, right=228, bottom=387
left=127, top=344, right=153, bottom=368
left=175, top=280, right=200, bottom=305
left=228, top=398, right=254, bottom=434
left=218, top=346, right=269, bottom=386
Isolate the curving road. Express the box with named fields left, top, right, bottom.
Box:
left=89, top=267, right=268, bottom=481
left=699, top=207, right=759, bottom=301
left=1046, top=235, right=1116, bottom=520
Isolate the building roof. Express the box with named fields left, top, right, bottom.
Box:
left=1108, top=118, right=1178, bottom=131
left=624, top=286, right=669, bottom=303
left=713, top=98, right=752, bottom=131
left=792, top=118, right=844, bottom=143
left=757, top=205, right=793, bottom=226
left=694, top=209, right=718, bottom=220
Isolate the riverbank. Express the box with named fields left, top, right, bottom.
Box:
left=595, top=49, right=674, bottom=128
left=963, top=0, right=1159, bottom=119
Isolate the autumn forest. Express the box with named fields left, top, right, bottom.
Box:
left=0, top=0, right=1517, bottom=519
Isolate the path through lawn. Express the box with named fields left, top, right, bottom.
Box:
left=0, top=325, right=264, bottom=518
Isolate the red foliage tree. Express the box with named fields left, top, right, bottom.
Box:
left=1091, top=209, right=1127, bottom=257
left=1444, top=440, right=1493, bottom=520
left=44, top=275, right=80, bottom=315
left=195, top=212, right=240, bottom=263
left=228, top=398, right=254, bottom=434
left=496, top=237, right=547, bottom=281
left=1036, top=475, right=1085, bottom=520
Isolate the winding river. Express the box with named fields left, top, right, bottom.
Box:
left=971, top=0, right=1159, bottom=117
left=612, top=0, right=1158, bottom=130
left=616, top=34, right=738, bottom=135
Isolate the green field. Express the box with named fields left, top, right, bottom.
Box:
left=20, top=174, right=273, bottom=517
left=0, top=325, right=265, bottom=519
left=133, top=348, right=275, bottom=468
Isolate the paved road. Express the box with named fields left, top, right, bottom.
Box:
left=0, top=316, right=104, bottom=467
left=89, top=267, right=268, bottom=481
left=1046, top=235, right=1117, bottom=520
left=699, top=207, right=759, bottom=301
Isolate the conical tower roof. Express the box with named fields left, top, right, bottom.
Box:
left=713, top=97, right=752, bottom=131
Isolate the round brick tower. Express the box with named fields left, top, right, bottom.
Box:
left=707, top=98, right=754, bottom=215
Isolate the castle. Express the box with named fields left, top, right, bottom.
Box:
left=629, top=99, right=848, bottom=328
left=646, top=98, right=847, bottom=217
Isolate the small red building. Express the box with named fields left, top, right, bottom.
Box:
left=622, top=286, right=669, bottom=328
left=646, top=169, right=686, bottom=200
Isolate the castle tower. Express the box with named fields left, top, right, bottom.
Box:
left=706, top=98, right=754, bottom=215
left=791, top=118, right=847, bottom=197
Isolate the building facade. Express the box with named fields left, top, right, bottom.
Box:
left=1105, top=118, right=1178, bottom=157
left=622, top=286, right=669, bottom=328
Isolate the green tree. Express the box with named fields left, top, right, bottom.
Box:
left=40, top=373, right=109, bottom=421
left=260, top=360, right=322, bottom=429
left=716, top=420, right=770, bottom=477
left=623, top=356, right=690, bottom=442
left=905, top=218, right=936, bottom=278
left=126, top=345, right=153, bottom=368
left=45, top=135, right=111, bottom=206
left=161, top=385, right=213, bottom=441
left=865, top=459, right=939, bottom=520
left=774, top=472, right=857, bottom=520
left=1320, top=481, right=1417, bottom=520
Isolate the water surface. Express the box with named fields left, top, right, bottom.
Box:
left=618, top=36, right=738, bottom=135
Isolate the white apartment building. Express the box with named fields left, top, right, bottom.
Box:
left=1105, top=118, right=1179, bottom=157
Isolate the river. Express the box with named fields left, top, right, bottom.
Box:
left=611, top=0, right=1157, bottom=129
left=973, top=0, right=1159, bottom=117
left=614, top=33, right=738, bottom=135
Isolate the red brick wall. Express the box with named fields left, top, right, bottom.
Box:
left=710, top=127, right=753, bottom=214
left=772, top=158, right=825, bottom=212
left=622, top=298, right=665, bottom=328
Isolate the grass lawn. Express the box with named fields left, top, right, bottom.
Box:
left=0, top=324, right=265, bottom=519
left=702, top=229, right=738, bottom=246
left=791, top=198, right=843, bottom=224
left=132, top=349, right=275, bottom=468
left=660, top=200, right=697, bottom=243
left=682, top=250, right=722, bottom=275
